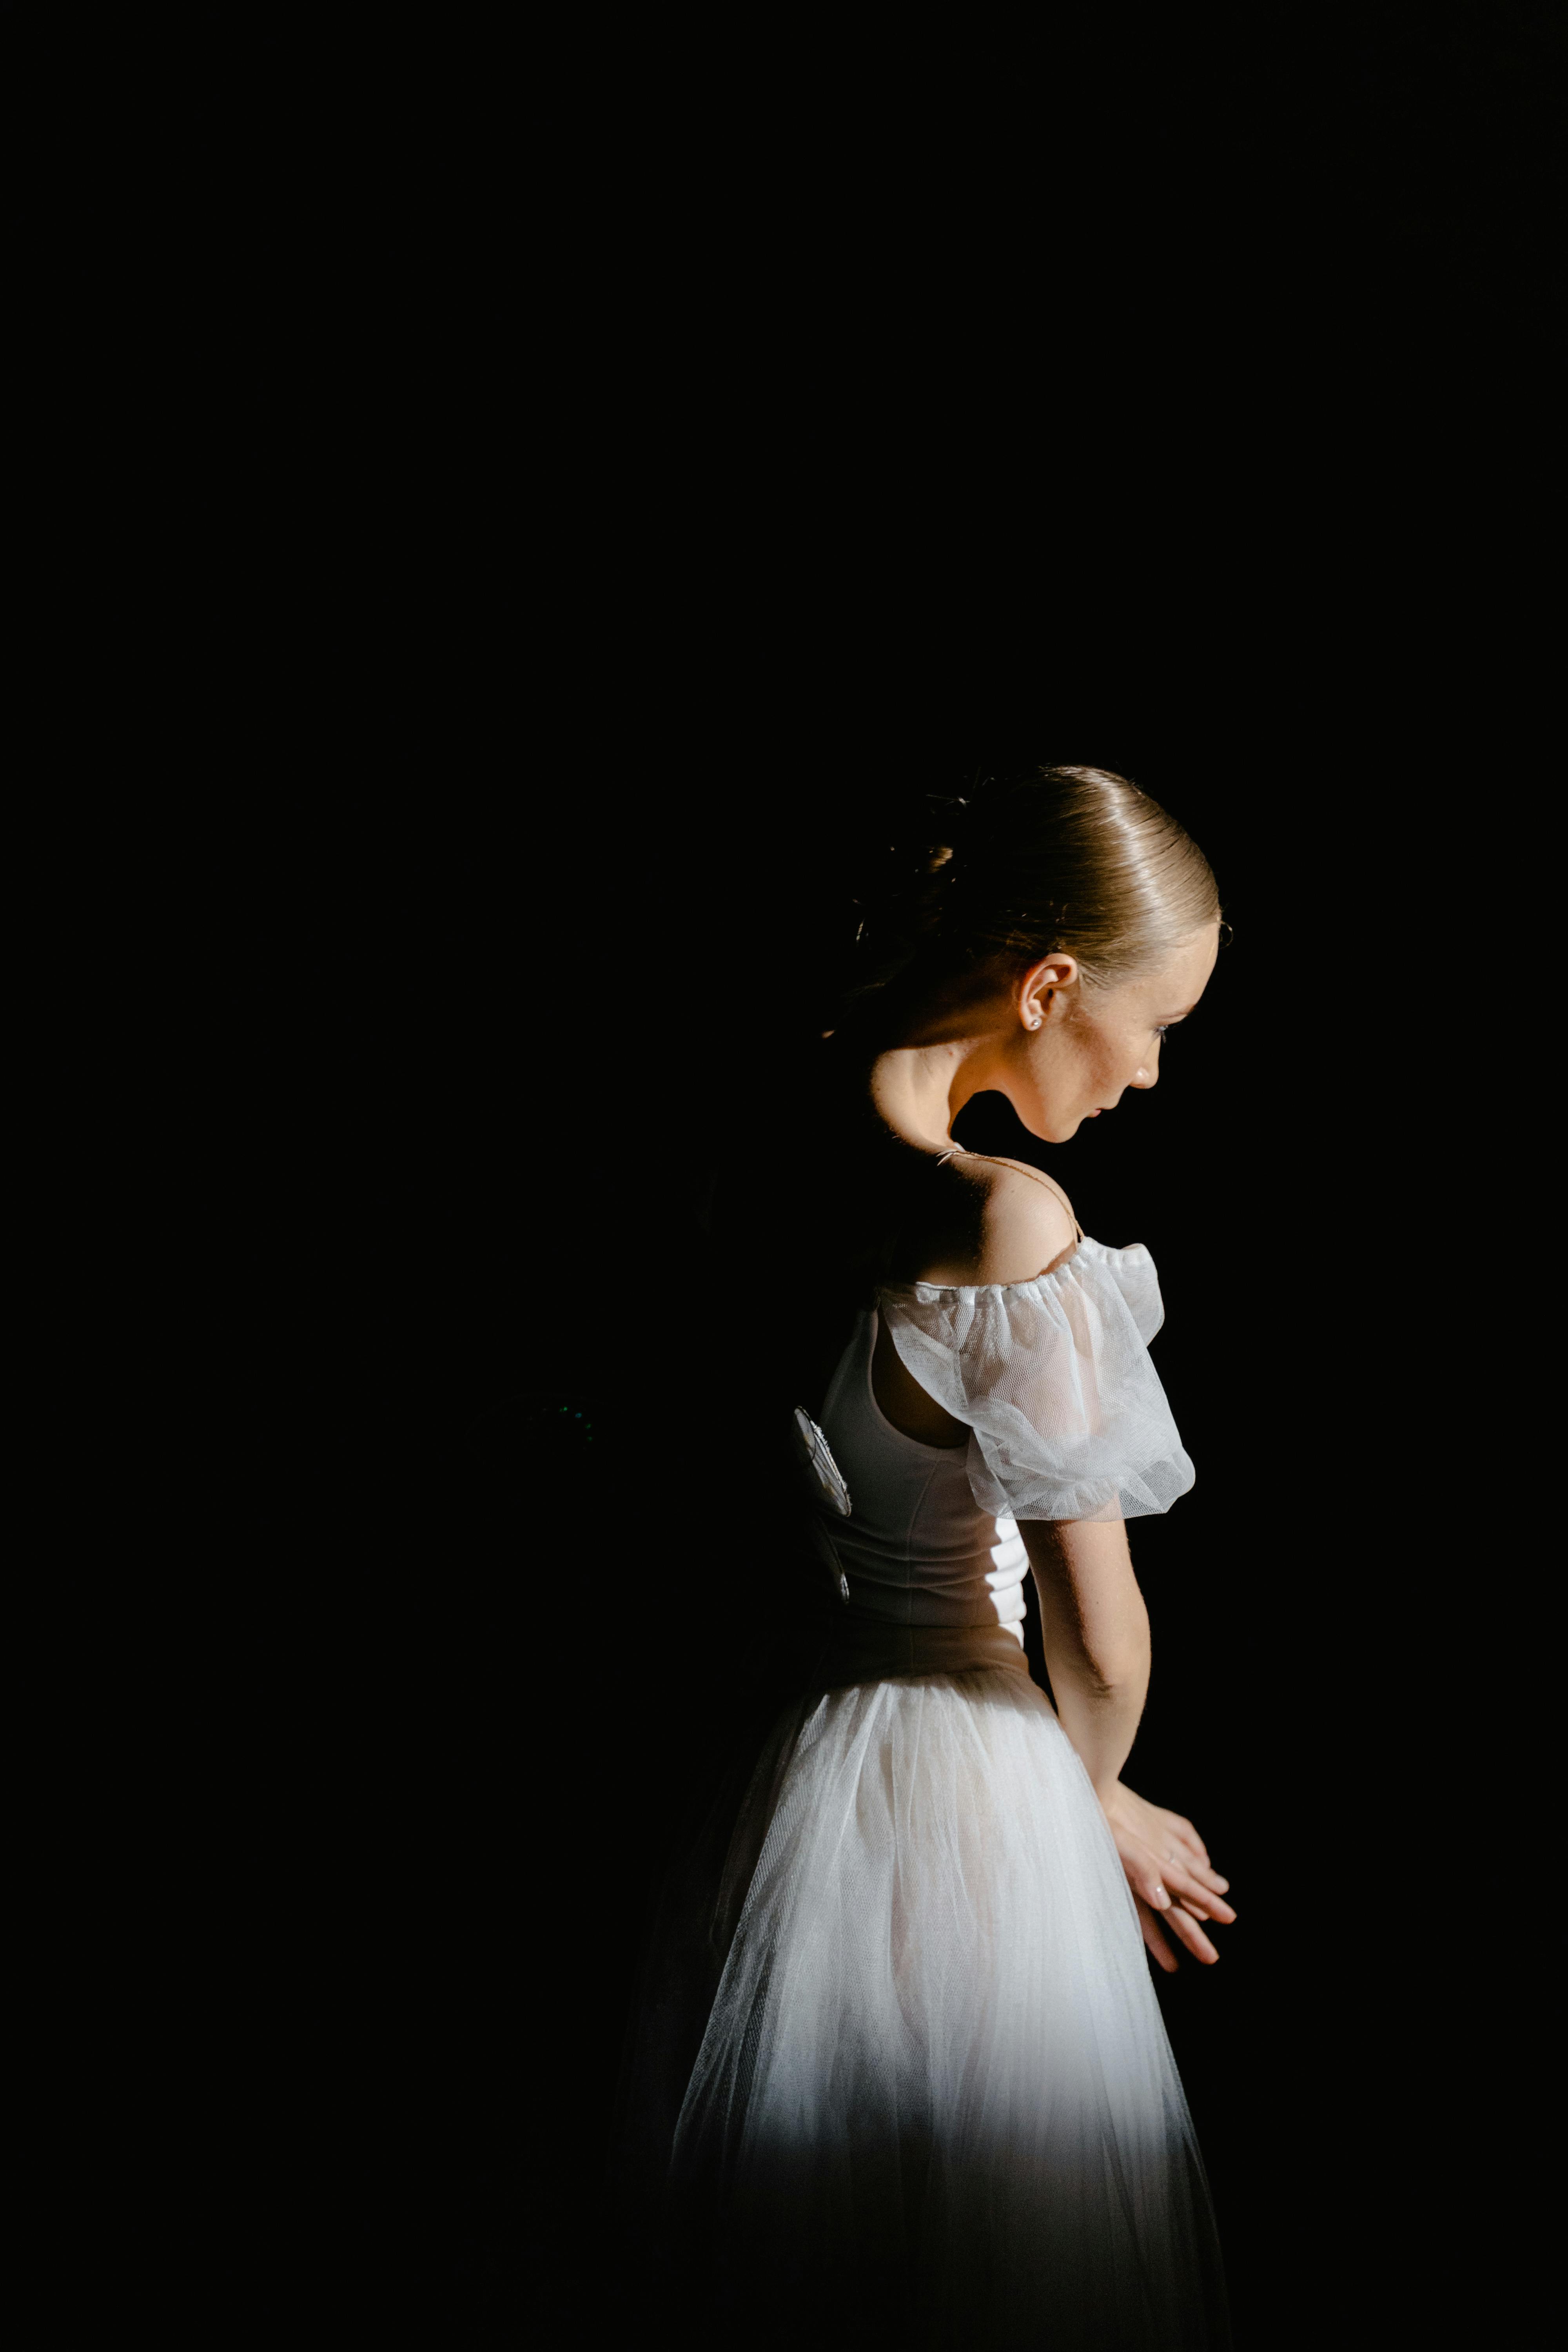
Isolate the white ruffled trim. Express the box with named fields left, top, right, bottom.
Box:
left=878, top=1237, right=1194, bottom=1524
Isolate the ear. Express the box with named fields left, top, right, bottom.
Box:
left=1018, top=953, right=1079, bottom=1029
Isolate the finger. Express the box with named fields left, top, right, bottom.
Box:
left=1135, top=1896, right=1180, bottom=1973
left=1134, top=1838, right=1230, bottom=1920
left=1124, top=1846, right=1181, bottom=1918
left=1158, top=1828, right=1227, bottom=1892
left=1165, top=1903, right=1220, bottom=1964
left=1118, top=1835, right=1234, bottom=1928
left=1163, top=1862, right=1236, bottom=1923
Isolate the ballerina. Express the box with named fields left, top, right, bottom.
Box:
left=633, top=767, right=1237, bottom=2350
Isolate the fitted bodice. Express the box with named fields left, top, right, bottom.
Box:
left=819, top=1307, right=1029, bottom=1642
left=809, top=1230, right=1192, bottom=1682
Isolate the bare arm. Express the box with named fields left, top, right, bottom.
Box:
left=1018, top=1517, right=1149, bottom=1802
left=1022, top=1516, right=1238, bottom=1968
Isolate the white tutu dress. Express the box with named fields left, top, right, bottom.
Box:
left=650, top=1212, right=1228, bottom=2350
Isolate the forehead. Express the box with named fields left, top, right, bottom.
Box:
left=1132, top=924, right=1220, bottom=1005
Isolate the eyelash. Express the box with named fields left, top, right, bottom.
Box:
left=1154, top=1024, right=1172, bottom=1041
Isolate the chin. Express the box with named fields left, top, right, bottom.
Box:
left=1017, top=1103, right=1075, bottom=1146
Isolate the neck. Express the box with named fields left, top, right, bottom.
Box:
left=869, top=1035, right=1000, bottom=1152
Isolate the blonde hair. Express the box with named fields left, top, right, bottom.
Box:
left=836, top=765, right=1221, bottom=1023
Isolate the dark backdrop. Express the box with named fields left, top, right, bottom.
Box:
left=254, top=8, right=1561, bottom=2337
left=278, top=707, right=1500, bottom=2346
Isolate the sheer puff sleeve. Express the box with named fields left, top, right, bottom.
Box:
left=877, top=1238, right=1195, bottom=1524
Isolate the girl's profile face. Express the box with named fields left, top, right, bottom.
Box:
left=1004, top=923, right=1221, bottom=1145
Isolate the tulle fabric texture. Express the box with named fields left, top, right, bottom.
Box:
left=879, top=1239, right=1195, bottom=1523
left=667, top=1655, right=1229, bottom=2350
left=624, top=1236, right=1225, bottom=2347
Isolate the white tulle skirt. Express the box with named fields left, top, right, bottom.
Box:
left=631, top=1634, right=1228, bottom=2350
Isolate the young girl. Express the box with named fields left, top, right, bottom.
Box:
left=633, top=768, right=1235, bottom=2349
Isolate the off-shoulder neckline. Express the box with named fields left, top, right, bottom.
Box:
left=879, top=1232, right=1109, bottom=1308
left=880, top=1233, right=1149, bottom=1300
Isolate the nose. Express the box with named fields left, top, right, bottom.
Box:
left=1131, top=1063, right=1156, bottom=1089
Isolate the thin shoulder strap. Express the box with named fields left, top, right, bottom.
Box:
left=935, top=1147, right=1084, bottom=1240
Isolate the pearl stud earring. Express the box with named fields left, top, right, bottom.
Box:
left=1029, top=1016, right=1041, bottom=1029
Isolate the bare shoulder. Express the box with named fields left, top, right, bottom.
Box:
left=916, top=1154, right=1079, bottom=1287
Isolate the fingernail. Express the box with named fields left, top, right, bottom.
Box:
left=1153, top=1886, right=1170, bottom=1907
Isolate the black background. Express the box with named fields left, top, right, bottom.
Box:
left=281, top=708, right=1522, bottom=2346
left=251, top=9, right=1561, bottom=2343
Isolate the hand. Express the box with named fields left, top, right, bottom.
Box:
left=1101, top=1781, right=1236, bottom=1972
